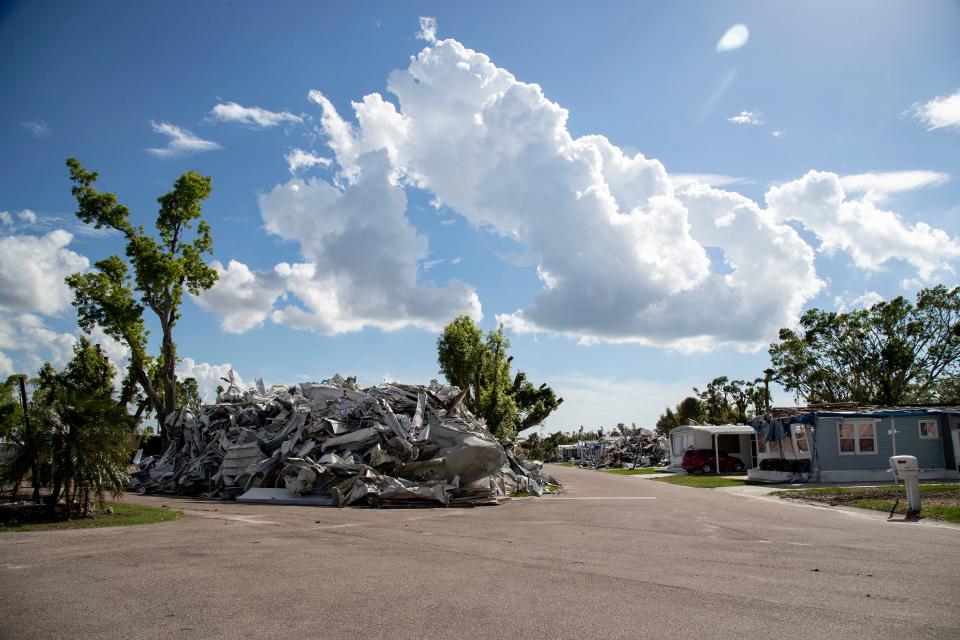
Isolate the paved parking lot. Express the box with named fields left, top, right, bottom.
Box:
left=1, top=465, right=958, bottom=639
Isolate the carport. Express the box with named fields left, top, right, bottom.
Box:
left=667, top=424, right=757, bottom=471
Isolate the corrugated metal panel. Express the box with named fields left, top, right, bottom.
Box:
left=671, top=424, right=755, bottom=436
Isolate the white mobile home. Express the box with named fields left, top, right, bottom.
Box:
left=667, top=424, right=757, bottom=470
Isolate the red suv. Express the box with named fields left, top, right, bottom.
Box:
left=682, top=448, right=746, bottom=474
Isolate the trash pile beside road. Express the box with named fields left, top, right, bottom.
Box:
left=131, top=373, right=560, bottom=507
left=587, top=431, right=667, bottom=469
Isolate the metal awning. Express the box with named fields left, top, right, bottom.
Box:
left=669, top=424, right=755, bottom=436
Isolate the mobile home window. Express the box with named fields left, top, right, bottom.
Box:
left=838, top=420, right=877, bottom=455
left=782, top=435, right=795, bottom=455
left=918, top=419, right=939, bottom=439
left=793, top=426, right=809, bottom=453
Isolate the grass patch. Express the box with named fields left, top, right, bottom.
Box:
left=653, top=474, right=750, bottom=488
left=850, top=499, right=960, bottom=523
left=508, top=490, right=533, bottom=497
left=605, top=468, right=665, bottom=475
left=774, top=484, right=960, bottom=523
left=0, top=502, right=181, bottom=533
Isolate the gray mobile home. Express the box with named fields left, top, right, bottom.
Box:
left=749, top=407, right=960, bottom=482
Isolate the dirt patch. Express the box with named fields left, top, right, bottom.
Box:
left=778, top=485, right=960, bottom=508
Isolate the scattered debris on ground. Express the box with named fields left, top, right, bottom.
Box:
left=131, top=373, right=560, bottom=507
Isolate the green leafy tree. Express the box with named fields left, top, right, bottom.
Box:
left=437, top=316, right=562, bottom=440
left=176, top=377, right=203, bottom=415
left=656, top=382, right=764, bottom=435
left=655, top=408, right=679, bottom=436
left=436, top=315, right=486, bottom=410
left=0, top=376, right=38, bottom=501
left=33, top=338, right=135, bottom=516
left=521, top=429, right=572, bottom=462
left=769, top=286, right=960, bottom=405
left=64, top=158, right=217, bottom=440
left=2, top=340, right=135, bottom=515
left=694, top=377, right=731, bottom=424
left=0, top=376, right=21, bottom=442
left=677, top=396, right=705, bottom=424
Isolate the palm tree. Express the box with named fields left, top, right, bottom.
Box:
left=10, top=339, right=134, bottom=517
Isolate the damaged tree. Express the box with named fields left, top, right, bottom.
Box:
left=769, top=286, right=960, bottom=405
left=64, top=158, right=218, bottom=441
left=437, top=316, right=562, bottom=440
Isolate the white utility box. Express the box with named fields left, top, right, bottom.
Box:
left=889, top=455, right=921, bottom=517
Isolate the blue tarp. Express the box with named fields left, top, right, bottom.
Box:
left=750, top=417, right=789, bottom=442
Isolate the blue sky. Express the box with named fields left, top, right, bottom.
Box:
left=2, top=1, right=959, bottom=433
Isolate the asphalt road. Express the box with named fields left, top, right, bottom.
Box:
left=1, top=466, right=958, bottom=639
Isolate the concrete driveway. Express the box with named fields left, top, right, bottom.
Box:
left=1, top=465, right=957, bottom=639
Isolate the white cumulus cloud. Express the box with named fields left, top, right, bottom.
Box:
left=0, top=230, right=89, bottom=315
left=717, top=24, right=749, bottom=52
left=210, top=101, right=303, bottom=128
left=728, top=111, right=763, bottom=125
left=201, top=35, right=958, bottom=350
left=671, top=174, right=745, bottom=188
left=766, top=171, right=960, bottom=283
left=284, top=148, right=331, bottom=175
left=839, top=170, right=950, bottom=197
left=416, top=16, right=438, bottom=44
left=834, top=291, right=884, bottom=313
left=176, top=358, right=245, bottom=404
left=193, top=260, right=287, bottom=333
left=302, top=38, right=824, bottom=349
left=146, top=121, right=221, bottom=158
left=257, top=149, right=482, bottom=334
left=0, top=350, right=12, bottom=378
left=909, top=90, right=960, bottom=132
left=0, top=313, right=78, bottom=374
left=0, top=313, right=132, bottom=387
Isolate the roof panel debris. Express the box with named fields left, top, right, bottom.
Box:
left=131, top=373, right=559, bottom=507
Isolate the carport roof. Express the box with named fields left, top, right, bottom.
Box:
left=669, top=424, right=755, bottom=436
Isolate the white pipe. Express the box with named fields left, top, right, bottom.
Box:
left=714, top=433, right=719, bottom=474
left=891, top=416, right=897, bottom=457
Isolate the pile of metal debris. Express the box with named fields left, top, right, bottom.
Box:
left=586, top=431, right=667, bottom=469
left=131, top=373, right=560, bottom=507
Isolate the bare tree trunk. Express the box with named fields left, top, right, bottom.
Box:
left=160, top=319, right=177, bottom=449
